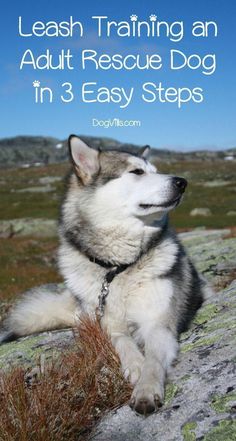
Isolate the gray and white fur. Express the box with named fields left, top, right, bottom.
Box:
left=1, top=135, right=208, bottom=415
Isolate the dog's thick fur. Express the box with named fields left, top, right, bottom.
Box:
left=1, top=136, right=208, bottom=415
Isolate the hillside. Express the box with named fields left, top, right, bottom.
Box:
left=0, top=135, right=235, bottom=167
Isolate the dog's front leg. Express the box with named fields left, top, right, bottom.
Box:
left=130, top=326, right=178, bottom=415
left=111, top=333, right=144, bottom=385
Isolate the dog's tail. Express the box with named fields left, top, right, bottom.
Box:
left=0, top=288, right=79, bottom=344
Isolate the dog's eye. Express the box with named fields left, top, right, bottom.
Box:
left=129, top=169, right=145, bottom=175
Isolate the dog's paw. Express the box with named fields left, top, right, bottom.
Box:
left=130, top=383, right=163, bottom=415
left=123, top=356, right=144, bottom=385
left=124, top=364, right=142, bottom=385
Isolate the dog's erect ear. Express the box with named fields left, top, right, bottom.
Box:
left=139, top=145, right=150, bottom=159
left=68, top=135, right=100, bottom=185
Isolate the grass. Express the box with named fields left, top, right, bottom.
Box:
left=157, top=160, right=236, bottom=228
left=0, top=317, right=132, bottom=441
left=0, top=237, right=62, bottom=303
left=0, top=163, right=69, bottom=220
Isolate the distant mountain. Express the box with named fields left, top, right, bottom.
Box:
left=0, top=135, right=235, bottom=168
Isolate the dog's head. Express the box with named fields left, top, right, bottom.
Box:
left=68, top=135, right=187, bottom=220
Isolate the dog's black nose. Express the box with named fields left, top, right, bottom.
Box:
left=172, top=177, right=187, bottom=193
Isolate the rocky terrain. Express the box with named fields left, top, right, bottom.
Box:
left=0, top=229, right=235, bottom=440
left=92, top=229, right=236, bottom=441
left=0, top=218, right=57, bottom=238
left=0, top=135, right=235, bottom=168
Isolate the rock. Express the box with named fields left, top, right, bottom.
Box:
left=0, top=328, right=74, bottom=371
left=0, top=284, right=73, bottom=370
left=0, top=218, right=57, bottom=238
left=179, top=228, right=230, bottom=243
left=202, top=180, right=230, bottom=187
left=15, top=185, right=55, bottom=193
left=38, top=176, right=61, bottom=185
left=0, top=230, right=235, bottom=440
left=190, top=208, right=212, bottom=217
left=181, top=232, right=236, bottom=288
left=92, top=279, right=236, bottom=441
left=227, top=211, right=236, bottom=216
left=92, top=231, right=236, bottom=441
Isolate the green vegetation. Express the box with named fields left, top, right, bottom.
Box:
left=0, top=160, right=235, bottom=227
left=193, top=304, right=222, bottom=325
left=0, top=163, right=69, bottom=220
left=211, top=392, right=236, bottom=414
left=157, top=160, right=236, bottom=228
left=164, top=383, right=179, bottom=405
left=0, top=236, right=62, bottom=303
left=203, top=420, right=236, bottom=441
left=182, top=422, right=197, bottom=441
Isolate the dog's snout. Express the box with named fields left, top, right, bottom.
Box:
left=172, top=177, right=187, bottom=193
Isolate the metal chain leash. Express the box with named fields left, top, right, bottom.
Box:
left=96, top=277, right=110, bottom=319
left=95, top=265, right=125, bottom=319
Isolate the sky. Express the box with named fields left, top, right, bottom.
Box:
left=0, top=0, right=236, bottom=150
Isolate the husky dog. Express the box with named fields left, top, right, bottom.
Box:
left=1, top=135, right=207, bottom=415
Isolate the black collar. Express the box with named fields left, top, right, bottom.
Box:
left=88, top=255, right=118, bottom=269
left=88, top=255, right=129, bottom=282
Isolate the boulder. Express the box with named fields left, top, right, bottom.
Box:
left=0, top=218, right=57, bottom=238
left=202, top=180, right=230, bottom=187
left=190, top=208, right=212, bottom=217
left=92, top=280, right=236, bottom=441
left=15, top=185, right=55, bottom=193
left=93, top=230, right=236, bottom=441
